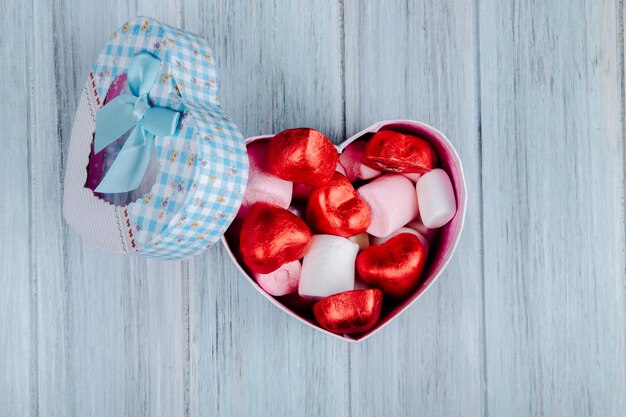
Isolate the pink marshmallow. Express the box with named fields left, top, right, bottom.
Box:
left=404, top=173, right=422, bottom=183
left=238, top=141, right=293, bottom=217
left=357, top=175, right=419, bottom=237
left=335, top=162, right=347, bottom=177
left=406, top=218, right=439, bottom=241
left=339, top=141, right=381, bottom=182
left=416, top=169, right=456, bottom=228
left=370, top=227, right=429, bottom=258
left=253, top=260, right=302, bottom=296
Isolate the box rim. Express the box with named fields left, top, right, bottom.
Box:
left=221, top=120, right=468, bottom=342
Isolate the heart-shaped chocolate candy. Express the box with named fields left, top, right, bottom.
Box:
left=355, top=233, right=427, bottom=298
left=239, top=202, right=312, bottom=274
left=267, top=128, right=339, bottom=187
left=306, top=172, right=371, bottom=237
left=361, top=130, right=438, bottom=174
left=313, top=289, right=383, bottom=334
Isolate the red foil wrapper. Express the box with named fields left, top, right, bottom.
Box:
left=361, top=130, right=438, bottom=174
left=306, top=172, right=371, bottom=237
left=356, top=233, right=427, bottom=298
left=239, top=202, right=312, bottom=274
left=313, top=289, right=383, bottom=334
left=267, top=128, right=339, bottom=187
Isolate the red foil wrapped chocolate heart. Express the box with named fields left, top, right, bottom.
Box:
left=306, top=172, right=371, bottom=237
left=313, top=289, right=383, bottom=334
left=361, top=130, right=438, bottom=174
left=267, top=128, right=339, bottom=187
left=239, top=202, right=312, bottom=274
left=356, top=233, right=427, bottom=298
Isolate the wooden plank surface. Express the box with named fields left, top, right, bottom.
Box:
left=29, top=2, right=187, bottom=417
left=343, top=1, right=485, bottom=416
left=182, top=2, right=350, bottom=416
left=1, top=0, right=625, bottom=416
left=0, top=0, right=32, bottom=415
left=479, top=0, right=626, bottom=415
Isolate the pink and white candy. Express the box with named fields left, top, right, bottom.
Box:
left=338, top=140, right=381, bottom=182
left=298, top=235, right=358, bottom=298
left=357, top=175, right=419, bottom=237
left=238, top=141, right=293, bottom=218
left=416, top=168, right=456, bottom=228
left=253, top=260, right=302, bottom=296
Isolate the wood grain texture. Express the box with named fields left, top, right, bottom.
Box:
left=0, top=0, right=32, bottom=415
left=479, top=0, right=626, bottom=416
left=343, top=1, right=485, bottom=416
left=2, top=0, right=625, bottom=416
left=30, top=1, right=187, bottom=417
left=183, top=2, right=350, bottom=416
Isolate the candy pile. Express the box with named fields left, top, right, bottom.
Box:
left=228, top=128, right=457, bottom=335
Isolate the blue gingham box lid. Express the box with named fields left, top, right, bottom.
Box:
left=63, top=17, right=249, bottom=260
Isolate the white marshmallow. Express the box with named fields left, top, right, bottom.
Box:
left=370, top=227, right=429, bottom=257
left=298, top=235, right=358, bottom=299
left=416, top=169, right=456, bottom=228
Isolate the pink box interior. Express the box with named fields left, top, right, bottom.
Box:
left=222, top=120, right=467, bottom=342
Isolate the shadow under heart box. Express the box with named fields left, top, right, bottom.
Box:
left=64, top=17, right=466, bottom=340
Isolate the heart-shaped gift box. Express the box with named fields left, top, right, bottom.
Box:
left=223, top=121, right=467, bottom=342
left=63, top=17, right=249, bottom=260
left=63, top=17, right=466, bottom=341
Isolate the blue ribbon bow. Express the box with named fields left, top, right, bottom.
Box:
left=94, top=52, right=180, bottom=193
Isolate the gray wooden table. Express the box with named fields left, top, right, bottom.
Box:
left=2, top=1, right=624, bottom=416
